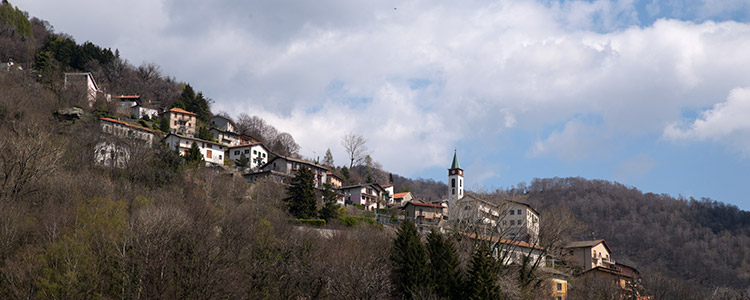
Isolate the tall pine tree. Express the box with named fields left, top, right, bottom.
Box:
left=465, top=242, right=502, bottom=300
left=391, top=220, right=429, bottom=299
left=426, top=231, right=462, bottom=299
left=284, top=167, right=317, bottom=219
left=318, top=183, right=341, bottom=221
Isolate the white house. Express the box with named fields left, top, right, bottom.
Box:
left=95, top=117, right=156, bottom=168
left=164, top=133, right=226, bottom=165
left=339, top=183, right=387, bottom=211
left=227, top=142, right=269, bottom=170
left=210, top=115, right=236, bottom=133
left=131, top=104, right=159, bottom=119
left=446, top=151, right=540, bottom=243
left=259, top=156, right=331, bottom=188
left=64, top=72, right=110, bottom=107
left=382, top=184, right=395, bottom=205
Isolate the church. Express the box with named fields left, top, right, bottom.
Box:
left=445, top=151, right=540, bottom=243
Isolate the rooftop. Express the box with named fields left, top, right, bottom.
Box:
left=100, top=117, right=155, bottom=133
left=164, top=107, right=197, bottom=116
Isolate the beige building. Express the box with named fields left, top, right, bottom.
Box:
left=394, top=191, right=414, bottom=207
left=162, top=108, right=197, bottom=137
left=563, top=240, right=615, bottom=271
left=403, top=201, right=445, bottom=233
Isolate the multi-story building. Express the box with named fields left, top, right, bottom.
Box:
left=162, top=108, right=197, bottom=137
left=339, top=183, right=387, bottom=211
left=446, top=150, right=540, bottom=243
left=403, top=201, right=446, bottom=233
left=210, top=115, right=236, bottom=133
left=325, top=172, right=343, bottom=188
left=95, top=117, right=156, bottom=168
left=227, top=142, right=269, bottom=170
left=394, top=191, right=414, bottom=207
left=245, top=156, right=331, bottom=188
left=164, top=133, right=226, bottom=165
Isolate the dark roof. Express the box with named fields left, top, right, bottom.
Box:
left=263, top=155, right=329, bottom=171
left=462, top=232, right=545, bottom=250
left=403, top=201, right=444, bottom=209
left=338, top=183, right=386, bottom=193
left=163, top=133, right=226, bottom=147
left=564, top=240, right=612, bottom=253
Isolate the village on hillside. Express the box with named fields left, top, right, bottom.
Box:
left=48, top=70, right=651, bottom=300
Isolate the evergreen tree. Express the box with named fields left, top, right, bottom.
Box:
left=318, top=183, right=341, bottom=221
left=426, top=231, right=462, bottom=299
left=284, top=167, right=317, bottom=219
left=341, top=166, right=350, bottom=181
left=465, top=242, right=501, bottom=300
left=185, top=142, right=204, bottom=166
left=323, top=148, right=334, bottom=167
left=235, top=153, right=249, bottom=168
left=160, top=116, right=170, bottom=133
left=391, top=220, right=429, bottom=299
left=173, top=84, right=212, bottom=122
left=196, top=126, right=214, bottom=141
left=389, top=173, right=394, bottom=183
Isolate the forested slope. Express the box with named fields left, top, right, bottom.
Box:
left=523, top=177, right=750, bottom=296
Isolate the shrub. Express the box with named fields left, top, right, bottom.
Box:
left=294, top=219, right=326, bottom=227
left=340, top=215, right=377, bottom=227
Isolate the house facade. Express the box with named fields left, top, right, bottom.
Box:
left=339, top=183, right=386, bottom=211
left=164, top=133, right=226, bottom=165
left=260, top=156, right=331, bottom=188
left=64, top=72, right=109, bottom=107
left=394, top=191, right=414, bottom=207
left=381, top=184, right=394, bottom=205
left=95, top=117, right=156, bottom=168
left=563, top=240, right=614, bottom=271
left=325, top=172, right=343, bottom=188
left=210, top=115, right=236, bottom=133
left=162, top=108, right=197, bottom=137
left=210, top=128, right=242, bottom=146
left=227, top=142, right=269, bottom=170
left=403, top=201, right=445, bottom=233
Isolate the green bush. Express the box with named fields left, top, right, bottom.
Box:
left=294, top=219, right=326, bottom=227
left=340, top=215, right=376, bottom=227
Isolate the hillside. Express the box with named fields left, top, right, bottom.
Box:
left=521, top=177, right=750, bottom=298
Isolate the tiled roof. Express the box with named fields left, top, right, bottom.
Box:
left=100, top=117, right=155, bottom=133
left=227, top=142, right=264, bottom=149
left=394, top=192, right=410, bottom=199
left=381, top=184, right=393, bottom=188
left=404, top=201, right=444, bottom=209
left=462, top=232, right=545, bottom=250
left=564, top=240, right=611, bottom=253
left=165, top=107, right=197, bottom=116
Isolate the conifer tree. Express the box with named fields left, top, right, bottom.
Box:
left=323, top=148, right=334, bottom=167
left=465, top=242, right=501, bottom=300
left=235, top=153, right=249, bottom=168
left=391, top=220, right=429, bottom=299
left=284, top=167, right=317, bottom=219
left=318, top=183, right=341, bottom=221
left=185, top=141, right=204, bottom=166
left=426, top=231, right=462, bottom=299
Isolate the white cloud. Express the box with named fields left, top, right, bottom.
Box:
left=21, top=0, right=750, bottom=175
left=528, top=119, right=606, bottom=161
left=663, top=87, right=750, bottom=155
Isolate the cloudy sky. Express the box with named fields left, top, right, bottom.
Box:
left=23, top=0, right=750, bottom=209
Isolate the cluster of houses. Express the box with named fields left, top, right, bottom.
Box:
left=83, top=71, right=646, bottom=299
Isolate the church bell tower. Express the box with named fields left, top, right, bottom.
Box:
left=448, top=150, right=464, bottom=203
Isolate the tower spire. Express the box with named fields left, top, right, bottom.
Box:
left=451, top=149, right=461, bottom=169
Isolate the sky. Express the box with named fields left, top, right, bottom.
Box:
left=21, top=0, right=750, bottom=210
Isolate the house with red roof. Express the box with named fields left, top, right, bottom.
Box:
left=161, top=107, right=197, bottom=137
left=95, top=117, right=156, bottom=168
left=393, top=191, right=414, bottom=207
left=402, top=201, right=446, bottom=233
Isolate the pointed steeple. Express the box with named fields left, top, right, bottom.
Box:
left=450, top=150, right=461, bottom=170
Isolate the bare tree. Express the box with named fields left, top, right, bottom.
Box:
left=341, top=133, right=368, bottom=169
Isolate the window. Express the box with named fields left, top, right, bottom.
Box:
left=510, top=210, right=515, bottom=215
left=510, top=220, right=515, bottom=225
left=206, top=150, right=212, bottom=159
left=557, top=297, right=562, bottom=300
left=451, top=178, right=455, bottom=188
left=253, top=150, right=257, bottom=154
left=263, top=153, right=266, bottom=157
left=234, top=150, right=240, bottom=155
left=517, top=209, right=521, bottom=215
left=557, top=283, right=562, bottom=291
left=460, top=179, right=462, bottom=187
left=451, top=188, right=455, bottom=195
left=244, top=149, right=250, bottom=154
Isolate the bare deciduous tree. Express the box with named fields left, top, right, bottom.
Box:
left=341, top=133, right=368, bottom=169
